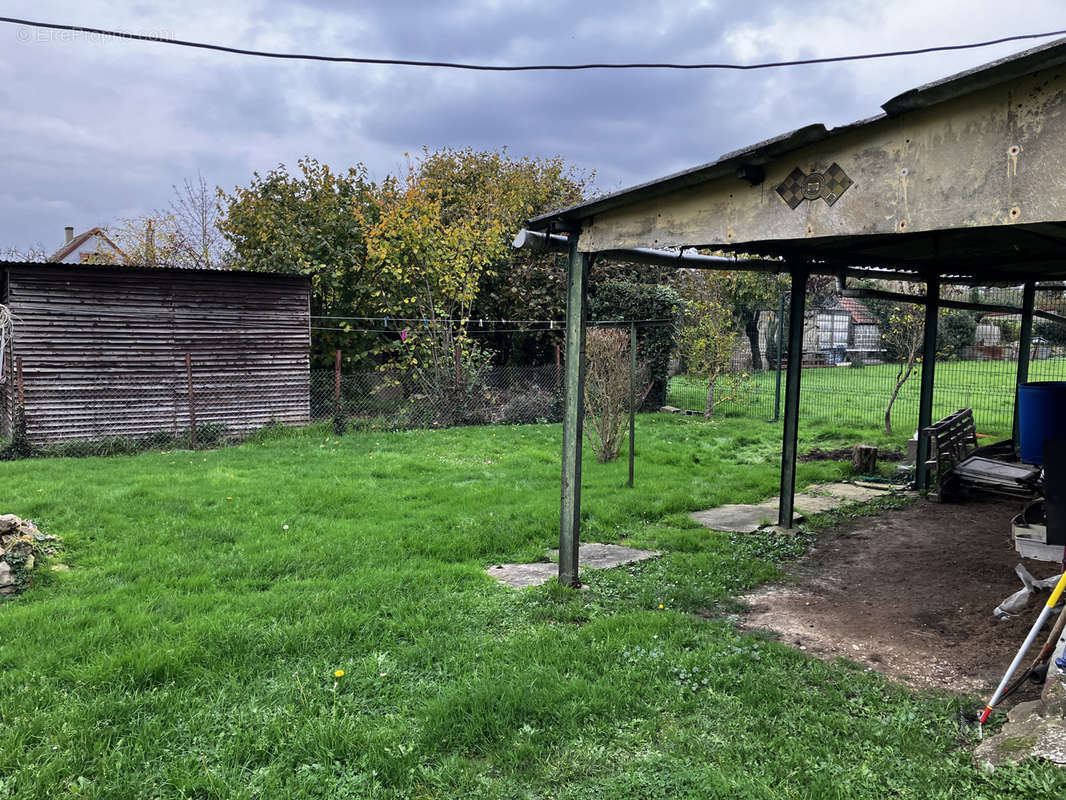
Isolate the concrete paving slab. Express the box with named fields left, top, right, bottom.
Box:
left=489, top=543, right=660, bottom=588
left=791, top=493, right=845, bottom=515
left=690, top=504, right=799, bottom=534
left=485, top=562, right=557, bottom=589
left=818, top=482, right=891, bottom=502
left=550, top=542, right=660, bottom=569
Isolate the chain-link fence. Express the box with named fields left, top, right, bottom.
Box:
left=4, top=284, right=1065, bottom=457
left=0, top=362, right=566, bottom=458
left=311, top=364, right=564, bottom=430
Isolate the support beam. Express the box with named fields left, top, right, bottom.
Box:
left=1013, top=280, right=1036, bottom=449
left=778, top=268, right=808, bottom=528
left=559, top=238, right=589, bottom=588
left=838, top=282, right=1066, bottom=323
left=513, top=228, right=785, bottom=272
left=915, top=278, right=941, bottom=492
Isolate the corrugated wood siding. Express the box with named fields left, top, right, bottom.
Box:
left=7, top=265, right=311, bottom=443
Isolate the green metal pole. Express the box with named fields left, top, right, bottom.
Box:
left=779, top=269, right=808, bottom=528
left=628, top=321, right=636, bottom=488
left=915, top=278, right=940, bottom=493
left=773, top=292, right=785, bottom=423
left=559, top=238, right=589, bottom=588
left=1013, top=280, right=1036, bottom=451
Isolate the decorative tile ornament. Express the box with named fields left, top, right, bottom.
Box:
left=776, top=163, right=853, bottom=209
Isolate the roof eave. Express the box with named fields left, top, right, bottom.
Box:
left=528, top=36, right=1066, bottom=232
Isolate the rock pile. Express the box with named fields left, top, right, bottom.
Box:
left=0, top=514, right=63, bottom=597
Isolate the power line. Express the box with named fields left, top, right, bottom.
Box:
left=5, top=16, right=1065, bottom=72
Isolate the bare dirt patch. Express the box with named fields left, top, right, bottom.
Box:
left=740, top=498, right=1062, bottom=695
left=799, top=446, right=904, bottom=462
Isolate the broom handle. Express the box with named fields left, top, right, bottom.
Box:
left=979, top=571, right=1066, bottom=724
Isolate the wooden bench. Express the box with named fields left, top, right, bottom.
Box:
left=922, top=408, right=1040, bottom=502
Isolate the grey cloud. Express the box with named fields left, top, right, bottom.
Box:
left=2, top=0, right=1063, bottom=252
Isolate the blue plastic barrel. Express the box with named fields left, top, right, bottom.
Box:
left=1017, top=381, right=1066, bottom=464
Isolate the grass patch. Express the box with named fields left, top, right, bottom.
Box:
left=0, top=415, right=1061, bottom=798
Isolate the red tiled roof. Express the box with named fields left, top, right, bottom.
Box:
left=838, top=296, right=878, bottom=324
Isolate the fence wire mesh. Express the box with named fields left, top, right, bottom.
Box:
left=3, top=284, right=1065, bottom=457
left=1, top=362, right=566, bottom=458
left=666, top=284, right=1066, bottom=436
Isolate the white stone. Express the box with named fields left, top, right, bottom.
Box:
left=0, top=561, right=13, bottom=586
left=0, top=515, right=20, bottom=534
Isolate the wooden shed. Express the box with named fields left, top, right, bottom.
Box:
left=0, top=261, right=311, bottom=444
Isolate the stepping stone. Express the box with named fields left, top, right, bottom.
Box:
left=486, top=562, right=557, bottom=589
left=690, top=504, right=800, bottom=534
left=551, top=542, right=660, bottom=569
left=791, top=493, right=845, bottom=515
left=818, top=482, right=891, bottom=502
left=488, top=543, right=660, bottom=588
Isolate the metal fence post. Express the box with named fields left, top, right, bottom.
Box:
left=1013, top=280, right=1036, bottom=450
left=628, top=321, right=636, bottom=488
left=560, top=238, right=589, bottom=588
left=773, top=293, right=784, bottom=422
left=779, top=270, right=808, bottom=528
left=334, top=349, right=342, bottom=410
left=185, top=353, right=198, bottom=449
left=915, top=278, right=940, bottom=492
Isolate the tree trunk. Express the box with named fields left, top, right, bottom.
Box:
left=884, top=357, right=917, bottom=434
left=704, top=378, right=715, bottom=418
left=744, top=311, right=762, bottom=371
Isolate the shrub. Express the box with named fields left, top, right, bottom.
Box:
left=0, top=406, right=34, bottom=461
left=582, top=328, right=649, bottom=462
left=589, top=282, right=682, bottom=409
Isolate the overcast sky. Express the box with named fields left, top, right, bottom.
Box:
left=2, top=1, right=1065, bottom=254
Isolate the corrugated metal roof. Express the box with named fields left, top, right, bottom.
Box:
left=529, top=37, right=1066, bottom=230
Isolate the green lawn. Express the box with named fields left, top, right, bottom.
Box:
left=668, top=358, right=1066, bottom=440
left=0, top=417, right=1061, bottom=798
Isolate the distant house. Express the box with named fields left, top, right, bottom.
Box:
left=49, top=226, right=129, bottom=265
left=805, top=296, right=883, bottom=363
left=1, top=261, right=311, bottom=444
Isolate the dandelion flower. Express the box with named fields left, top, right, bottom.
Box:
left=334, top=669, right=344, bottom=678
left=658, top=604, right=664, bottom=609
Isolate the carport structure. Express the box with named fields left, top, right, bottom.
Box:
left=517, top=38, right=1066, bottom=588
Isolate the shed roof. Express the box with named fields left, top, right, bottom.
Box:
left=837, top=296, right=878, bottom=325
left=1, top=260, right=308, bottom=282
left=530, top=37, right=1066, bottom=234
left=528, top=37, right=1066, bottom=284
